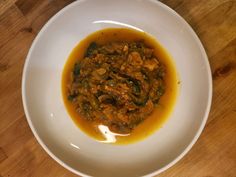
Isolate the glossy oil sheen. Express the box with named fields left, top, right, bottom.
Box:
left=62, top=28, right=178, bottom=144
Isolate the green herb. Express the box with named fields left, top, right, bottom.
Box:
left=67, top=94, right=77, bottom=101
left=85, top=42, right=97, bottom=57
left=157, top=85, right=165, bottom=97
left=73, top=63, right=80, bottom=76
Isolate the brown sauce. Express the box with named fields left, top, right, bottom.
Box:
left=62, top=28, right=178, bottom=144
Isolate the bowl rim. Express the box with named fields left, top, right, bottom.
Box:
left=21, top=0, right=213, bottom=176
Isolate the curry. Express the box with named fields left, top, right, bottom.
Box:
left=62, top=28, right=178, bottom=144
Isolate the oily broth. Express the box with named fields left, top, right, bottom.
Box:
left=62, top=28, right=178, bottom=144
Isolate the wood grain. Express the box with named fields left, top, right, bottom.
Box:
left=0, top=0, right=235, bottom=176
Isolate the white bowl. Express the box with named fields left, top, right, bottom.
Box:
left=22, top=0, right=212, bottom=176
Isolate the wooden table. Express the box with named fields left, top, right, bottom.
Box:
left=0, top=0, right=235, bottom=176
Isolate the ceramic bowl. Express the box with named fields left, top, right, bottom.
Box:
left=22, top=0, right=212, bottom=176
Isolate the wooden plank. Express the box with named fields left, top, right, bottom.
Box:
left=32, top=157, right=78, bottom=177
left=0, top=147, right=7, bottom=164
left=0, top=116, right=33, bottom=156
left=194, top=1, right=236, bottom=58
left=208, top=38, right=236, bottom=123
left=15, top=0, right=74, bottom=33
left=160, top=0, right=229, bottom=22
left=0, top=5, right=28, bottom=49
left=15, top=0, right=42, bottom=15
left=0, top=138, right=47, bottom=177
left=0, top=31, right=35, bottom=134
left=0, top=0, right=17, bottom=16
